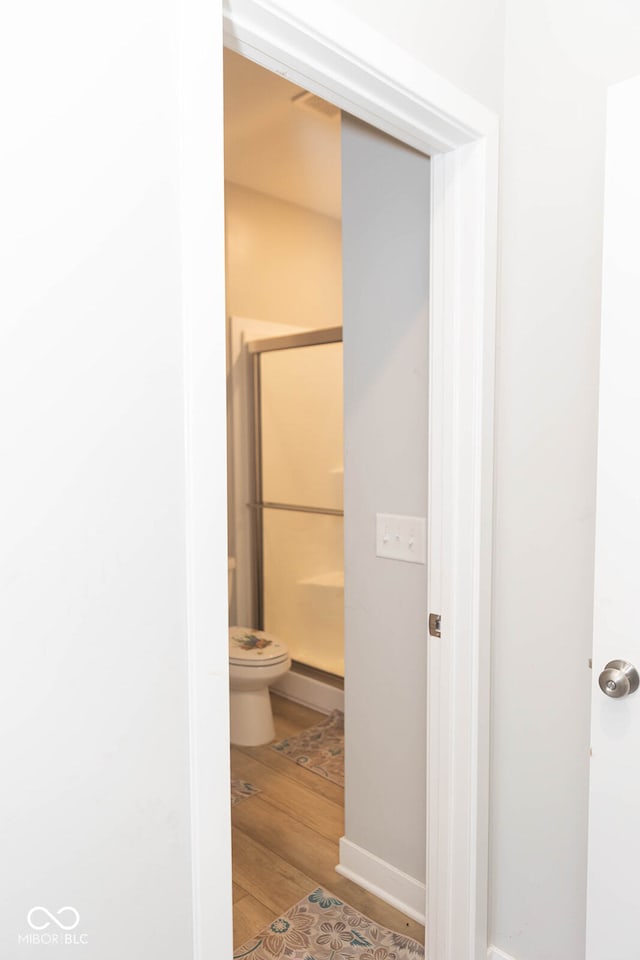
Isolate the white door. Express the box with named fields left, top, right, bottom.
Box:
left=586, top=74, right=640, bottom=959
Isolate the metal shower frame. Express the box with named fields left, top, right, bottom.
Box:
left=247, top=324, right=344, bottom=626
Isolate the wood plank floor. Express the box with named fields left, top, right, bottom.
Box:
left=230, top=693, right=425, bottom=949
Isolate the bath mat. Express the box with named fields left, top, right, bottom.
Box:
left=271, top=710, right=344, bottom=787
left=233, top=885, right=424, bottom=959
left=231, top=779, right=261, bottom=806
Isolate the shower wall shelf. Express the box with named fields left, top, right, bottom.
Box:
left=297, top=570, right=344, bottom=589
left=329, top=467, right=344, bottom=509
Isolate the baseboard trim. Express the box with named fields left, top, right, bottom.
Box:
left=336, top=837, right=426, bottom=926
left=272, top=669, right=344, bottom=714
left=488, top=947, right=517, bottom=960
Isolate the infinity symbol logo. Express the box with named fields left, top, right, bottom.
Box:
left=27, top=907, right=80, bottom=931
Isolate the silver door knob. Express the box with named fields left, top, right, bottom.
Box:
left=598, top=660, right=640, bottom=699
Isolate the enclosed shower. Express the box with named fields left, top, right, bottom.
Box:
left=249, top=326, right=344, bottom=678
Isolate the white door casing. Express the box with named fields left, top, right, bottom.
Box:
left=586, top=74, right=640, bottom=960
left=182, top=2, right=499, bottom=958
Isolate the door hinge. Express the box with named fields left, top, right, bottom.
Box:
left=428, top=613, right=442, bottom=638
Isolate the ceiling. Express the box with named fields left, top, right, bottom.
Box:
left=223, top=49, right=341, bottom=220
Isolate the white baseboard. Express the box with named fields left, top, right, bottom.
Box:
left=336, top=837, right=426, bottom=926
left=271, top=669, right=344, bottom=715
left=488, top=947, right=517, bottom=960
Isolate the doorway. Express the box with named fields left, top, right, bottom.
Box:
left=224, top=49, right=430, bottom=949
left=223, top=48, right=346, bottom=704
left=223, top=51, right=350, bottom=951
left=181, top=5, right=498, bottom=958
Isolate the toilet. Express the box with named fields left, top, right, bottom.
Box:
left=229, top=626, right=291, bottom=746
left=227, top=558, right=291, bottom=746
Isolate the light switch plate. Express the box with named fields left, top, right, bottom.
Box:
left=375, top=513, right=426, bottom=564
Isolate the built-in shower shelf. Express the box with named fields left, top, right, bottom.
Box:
left=297, top=570, right=344, bottom=589
left=328, top=467, right=344, bottom=510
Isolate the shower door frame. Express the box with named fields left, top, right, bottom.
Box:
left=248, top=325, right=344, bottom=632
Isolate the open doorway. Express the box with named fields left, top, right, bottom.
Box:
left=182, top=5, right=497, bottom=957
left=224, top=50, right=345, bottom=707
left=223, top=50, right=353, bottom=951
left=223, top=49, right=429, bottom=954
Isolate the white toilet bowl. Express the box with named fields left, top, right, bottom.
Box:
left=229, top=626, right=291, bottom=746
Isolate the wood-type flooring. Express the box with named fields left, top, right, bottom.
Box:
left=230, top=693, right=425, bottom=949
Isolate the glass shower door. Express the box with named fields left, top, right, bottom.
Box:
left=253, top=333, right=344, bottom=677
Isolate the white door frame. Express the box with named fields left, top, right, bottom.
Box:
left=181, top=2, right=499, bottom=959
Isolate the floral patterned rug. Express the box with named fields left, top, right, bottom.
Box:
left=231, top=779, right=261, bottom=806
left=233, top=886, right=424, bottom=959
left=271, top=710, right=344, bottom=787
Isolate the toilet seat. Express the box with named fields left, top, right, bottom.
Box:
left=229, top=627, right=289, bottom=667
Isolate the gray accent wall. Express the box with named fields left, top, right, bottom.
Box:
left=342, top=114, right=430, bottom=883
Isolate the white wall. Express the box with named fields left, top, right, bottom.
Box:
left=491, top=4, right=640, bottom=959
left=338, top=0, right=505, bottom=114
left=224, top=181, right=342, bottom=329
left=1, top=0, right=230, bottom=956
